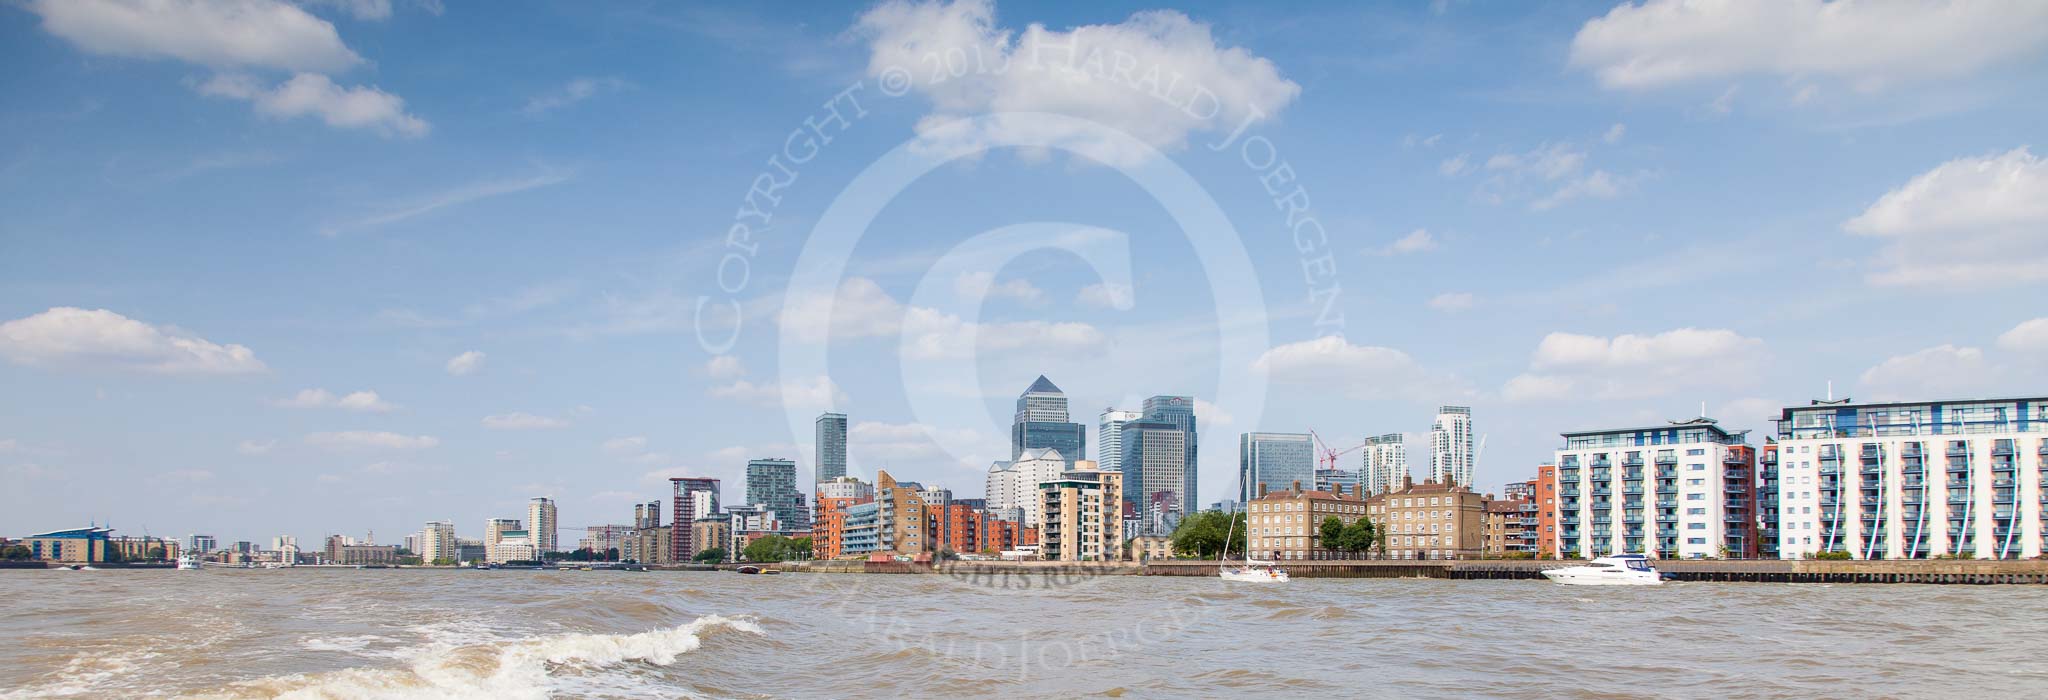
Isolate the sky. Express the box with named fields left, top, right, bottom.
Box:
left=2, top=0, right=2045, bottom=547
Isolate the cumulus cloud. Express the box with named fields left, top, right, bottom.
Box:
left=1603, top=123, right=1626, bottom=144
left=1438, top=154, right=1472, bottom=177
left=849, top=420, right=982, bottom=462
left=25, top=0, right=363, bottom=72
left=601, top=436, right=648, bottom=454
left=444, top=350, right=485, bottom=375
left=1843, top=147, right=2048, bottom=287
left=1252, top=336, right=1451, bottom=401
left=1569, top=0, right=2048, bottom=92
left=306, top=430, right=438, bottom=450
left=1502, top=328, right=1767, bottom=401
left=1859, top=345, right=1994, bottom=402
left=1427, top=292, right=1475, bottom=312
left=1998, top=317, right=2048, bottom=353
left=779, top=277, right=1106, bottom=360
left=704, top=354, right=746, bottom=379
left=200, top=72, right=428, bottom=138
left=854, top=0, right=1299, bottom=166
left=481, top=412, right=569, bottom=430
left=953, top=271, right=1045, bottom=304
left=237, top=439, right=276, bottom=455
left=1076, top=282, right=1134, bottom=310
left=710, top=375, right=848, bottom=413
left=1374, top=229, right=1438, bottom=255
left=0, top=307, right=265, bottom=374
left=272, top=388, right=394, bottom=412
left=1470, top=142, right=1634, bottom=210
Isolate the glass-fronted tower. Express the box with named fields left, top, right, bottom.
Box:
left=1240, top=432, right=1314, bottom=502
left=746, top=458, right=810, bottom=533
left=815, top=412, right=848, bottom=482
left=1011, top=376, right=1084, bottom=465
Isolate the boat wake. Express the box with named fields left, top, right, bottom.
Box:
left=191, top=615, right=764, bottom=700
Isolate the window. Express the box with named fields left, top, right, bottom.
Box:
left=1689, top=464, right=1705, bottom=471
left=1686, top=508, right=1705, bottom=515
left=1687, top=478, right=1704, bottom=486
left=1687, top=523, right=1705, bottom=530
left=1686, top=494, right=1704, bottom=501
left=1687, top=537, right=1706, bottom=544
left=1687, top=449, right=1705, bottom=456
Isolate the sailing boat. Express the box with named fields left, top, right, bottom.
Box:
left=1219, top=477, right=1289, bottom=582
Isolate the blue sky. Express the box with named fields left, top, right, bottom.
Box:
left=3, top=0, right=2045, bottom=546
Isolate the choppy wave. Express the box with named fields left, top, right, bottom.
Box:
left=193, top=615, right=761, bottom=700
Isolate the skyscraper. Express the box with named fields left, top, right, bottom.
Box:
left=1363, top=433, right=1409, bottom=496
left=1098, top=408, right=1142, bottom=471
left=1142, top=395, right=1198, bottom=516
left=1011, top=376, right=1084, bottom=464
left=1239, top=432, right=1314, bottom=502
left=1432, top=406, right=1475, bottom=487
left=1123, top=419, right=1190, bottom=529
left=419, top=520, right=456, bottom=564
left=527, top=497, right=557, bottom=554
left=746, top=458, right=809, bottom=533
left=670, top=477, right=720, bottom=559
left=816, top=411, right=847, bottom=482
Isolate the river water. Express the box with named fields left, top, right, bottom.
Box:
left=2, top=568, right=2044, bottom=698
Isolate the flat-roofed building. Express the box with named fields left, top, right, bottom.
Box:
left=1555, top=417, right=1756, bottom=560
left=1038, top=461, right=1123, bottom=561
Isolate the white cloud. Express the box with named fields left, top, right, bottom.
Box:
left=237, top=439, right=276, bottom=455
left=522, top=76, right=628, bottom=116
left=601, top=436, right=648, bottom=454
left=1843, top=147, right=2048, bottom=287
left=0, top=439, right=16, bottom=452
left=1998, top=318, right=2048, bottom=353
left=849, top=420, right=981, bottom=462
left=444, top=350, right=485, bottom=375
left=1076, top=281, right=1135, bottom=310
left=306, top=430, right=438, bottom=450
left=1374, top=228, right=1438, bottom=256
left=1569, top=0, right=2048, bottom=92
left=1532, top=170, right=1623, bottom=211
left=953, top=271, right=1045, bottom=304
left=304, top=0, right=394, bottom=21
left=779, top=277, right=1106, bottom=360
left=0, top=307, right=265, bottom=374
left=1503, top=328, right=1767, bottom=401
left=157, top=468, right=214, bottom=482
left=26, top=0, right=363, bottom=73
left=1602, top=123, right=1626, bottom=144
left=1438, top=153, right=1472, bottom=177
left=1193, top=397, right=1232, bottom=429
left=709, top=375, right=847, bottom=413
left=199, top=72, right=428, bottom=138
left=272, top=388, right=393, bottom=412
left=481, top=412, right=569, bottom=430
left=1486, top=143, right=1584, bottom=180
left=1252, top=336, right=1449, bottom=401
left=704, top=354, right=746, bottom=379
left=1859, top=345, right=1993, bottom=402
left=854, top=0, right=1299, bottom=166
left=1427, top=292, right=1475, bottom=312
left=321, top=172, right=570, bottom=236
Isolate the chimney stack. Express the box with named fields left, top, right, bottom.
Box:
left=1258, top=483, right=1268, bottom=497
left=1291, top=480, right=1302, bottom=493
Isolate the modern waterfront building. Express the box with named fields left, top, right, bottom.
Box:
left=876, top=470, right=933, bottom=557
left=840, top=502, right=881, bottom=557
left=813, top=476, right=876, bottom=559
left=1368, top=477, right=1487, bottom=560
left=1239, top=432, right=1315, bottom=503
left=20, top=527, right=113, bottom=563
left=1772, top=396, right=2046, bottom=560
left=816, top=411, right=848, bottom=482
left=527, top=497, right=558, bottom=554
left=985, top=448, right=1068, bottom=526
left=1038, top=461, right=1123, bottom=561
left=577, top=525, right=631, bottom=557
left=1758, top=442, right=1781, bottom=560
left=1245, top=481, right=1371, bottom=561
left=326, top=535, right=401, bottom=565
left=669, top=477, right=720, bottom=560
left=418, top=520, right=456, bottom=564
left=1534, top=464, right=1560, bottom=559
left=691, top=519, right=729, bottom=561
left=188, top=534, right=217, bottom=555
left=1553, top=417, right=1757, bottom=560
left=746, top=458, right=811, bottom=533
left=1361, top=433, right=1408, bottom=496
left=1012, top=376, right=1085, bottom=464
left=484, top=518, right=522, bottom=563
left=1098, top=408, right=1143, bottom=472
left=1122, top=419, right=1190, bottom=532
left=1431, top=406, right=1475, bottom=488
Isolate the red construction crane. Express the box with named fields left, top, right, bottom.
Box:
left=1307, top=429, right=1371, bottom=473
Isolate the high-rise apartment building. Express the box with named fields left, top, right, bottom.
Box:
left=746, top=458, right=810, bottom=533
left=1012, top=376, right=1085, bottom=464
left=1098, top=409, right=1142, bottom=471
left=527, top=497, right=557, bottom=554
left=813, top=475, right=876, bottom=559
left=1037, top=461, right=1123, bottom=562
left=669, top=477, right=720, bottom=560
left=1554, top=417, right=1756, bottom=560
left=816, top=412, right=848, bottom=482
left=1239, top=432, right=1314, bottom=503
left=1772, top=396, right=2045, bottom=560
left=876, top=470, right=932, bottom=556
left=484, top=518, right=527, bottom=563
left=419, top=520, right=456, bottom=564
left=984, top=448, right=1069, bottom=526
left=1362, top=433, right=1408, bottom=496
left=1432, top=406, right=1475, bottom=487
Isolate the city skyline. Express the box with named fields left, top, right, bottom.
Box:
left=4, top=0, right=2047, bottom=549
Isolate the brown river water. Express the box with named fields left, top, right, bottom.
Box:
left=2, top=568, right=2045, bottom=698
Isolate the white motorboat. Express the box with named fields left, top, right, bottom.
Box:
left=1541, top=554, right=1664, bottom=586
left=176, top=555, right=203, bottom=570
left=1220, top=560, right=1291, bottom=583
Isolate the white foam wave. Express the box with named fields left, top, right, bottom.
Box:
left=195, top=615, right=763, bottom=700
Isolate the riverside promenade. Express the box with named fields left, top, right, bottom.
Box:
left=778, top=558, right=2048, bottom=584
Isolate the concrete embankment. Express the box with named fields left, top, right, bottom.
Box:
left=1143, top=559, right=2048, bottom=584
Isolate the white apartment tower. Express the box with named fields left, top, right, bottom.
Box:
left=528, top=497, right=557, bottom=554
left=1098, top=409, right=1142, bottom=472
left=1773, top=397, right=2046, bottom=560
left=1432, top=406, right=1474, bottom=487
left=418, top=520, right=457, bottom=564
left=1362, top=433, right=1409, bottom=496
left=1553, top=417, right=1757, bottom=560
left=985, top=448, right=1070, bottom=526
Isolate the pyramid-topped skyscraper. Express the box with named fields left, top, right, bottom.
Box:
left=1011, top=375, right=1084, bottom=465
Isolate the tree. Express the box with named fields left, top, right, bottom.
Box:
left=694, top=547, right=727, bottom=564
left=1, top=545, right=29, bottom=560
left=1318, top=516, right=1345, bottom=553
left=1170, top=511, right=1247, bottom=559
left=604, top=547, right=620, bottom=562
left=744, top=535, right=805, bottom=563
left=1337, top=516, right=1376, bottom=558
